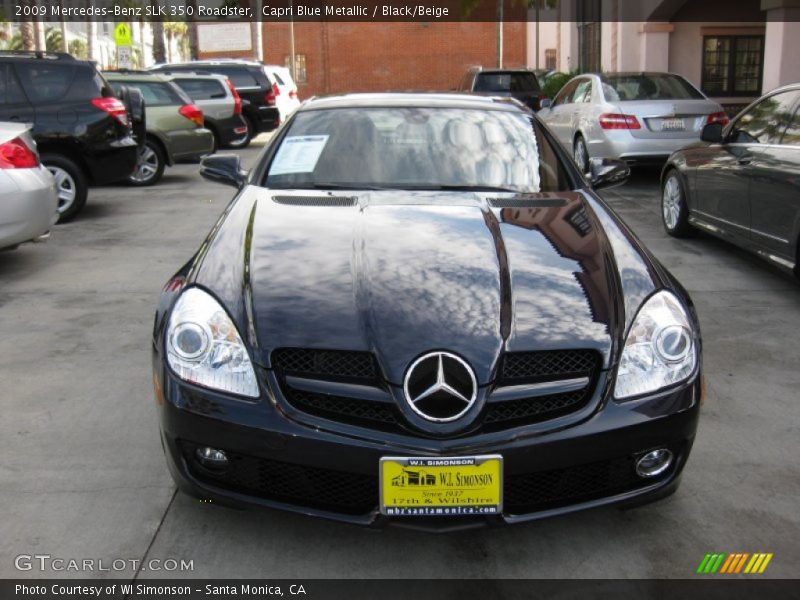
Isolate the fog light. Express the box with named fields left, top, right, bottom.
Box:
left=635, top=449, right=673, bottom=478
left=196, top=447, right=228, bottom=468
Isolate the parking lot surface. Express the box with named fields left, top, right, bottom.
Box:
left=1, top=139, right=798, bottom=579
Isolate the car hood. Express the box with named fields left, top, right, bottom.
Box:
left=193, top=189, right=656, bottom=385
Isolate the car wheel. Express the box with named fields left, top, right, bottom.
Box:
left=128, top=140, right=165, bottom=186
left=662, top=170, right=693, bottom=238
left=42, top=154, right=88, bottom=223
left=573, top=135, right=589, bottom=175
left=226, top=118, right=253, bottom=149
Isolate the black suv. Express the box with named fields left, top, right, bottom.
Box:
left=457, top=66, right=550, bottom=112
left=150, top=60, right=281, bottom=146
left=0, top=51, right=138, bottom=221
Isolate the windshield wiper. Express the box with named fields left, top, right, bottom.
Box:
left=415, top=184, right=522, bottom=193
left=302, top=182, right=389, bottom=191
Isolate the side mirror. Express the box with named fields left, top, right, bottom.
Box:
left=588, top=157, right=630, bottom=190
left=700, top=122, right=724, bottom=143
left=539, top=98, right=552, bottom=109
left=200, top=154, right=247, bottom=188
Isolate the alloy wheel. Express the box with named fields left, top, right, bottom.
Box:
left=130, top=145, right=160, bottom=184
left=662, top=175, right=682, bottom=230
left=47, top=166, right=77, bottom=215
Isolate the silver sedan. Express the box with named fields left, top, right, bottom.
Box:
left=0, top=122, right=58, bottom=251
left=538, top=72, right=728, bottom=172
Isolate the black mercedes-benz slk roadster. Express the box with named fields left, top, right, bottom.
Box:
left=152, top=93, right=702, bottom=529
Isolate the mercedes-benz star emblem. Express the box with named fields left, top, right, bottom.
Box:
left=403, top=352, right=478, bottom=423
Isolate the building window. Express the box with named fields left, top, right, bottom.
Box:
left=284, top=54, right=307, bottom=84
left=702, top=35, right=764, bottom=97
left=545, top=49, right=557, bottom=70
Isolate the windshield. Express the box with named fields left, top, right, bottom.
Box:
left=265, top=107, right=569, bottom=193
left=600, top=74, right=704, bottom=101
left=474, top=72, right=541, bottom=93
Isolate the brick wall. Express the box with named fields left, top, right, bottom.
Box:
left=261, top=22, right=527, bottom=98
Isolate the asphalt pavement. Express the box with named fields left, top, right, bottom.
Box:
left=1, top=141, right=798, bottom=579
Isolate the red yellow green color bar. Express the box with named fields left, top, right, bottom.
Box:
left=697, top=553, right=773, bottom=574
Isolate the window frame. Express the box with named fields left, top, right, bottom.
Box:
left=701, top=34, right=765, bottom=98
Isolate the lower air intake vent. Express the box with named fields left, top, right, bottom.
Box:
left=271, top=195, right=357, bottom=207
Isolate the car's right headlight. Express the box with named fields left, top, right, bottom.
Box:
left=166, top=287, right=259, bottom=398
left=614, top=290, right=698, bottom=400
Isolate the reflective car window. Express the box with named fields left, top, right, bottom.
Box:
left=731, top=91, right=799, bottom=145
left=13, top=62, right=75, bottom=103
left=600, top=74, right=704, bottom=101
left=109, top=81, right=183, bottom=107
left=553, top=80, right=579, bottom=106
left=265, top=107, right=571, bottom=193
left=174, top=78, right=226, bottom=100
left=781, top=107, right=800, bottom=147
left=0, top=64, right=27, bottom=105
left=572, top=79, right=592, bottom=103
left=474, top=72, right=542, bottom=93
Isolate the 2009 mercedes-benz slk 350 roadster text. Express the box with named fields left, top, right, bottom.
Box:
left=152, top=93, right=702, bottom=529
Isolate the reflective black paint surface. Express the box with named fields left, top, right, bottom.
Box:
left=186, top=186, right=672, bottom=384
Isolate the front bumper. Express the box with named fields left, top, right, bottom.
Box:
left=155, top=360, right=701, bottom=528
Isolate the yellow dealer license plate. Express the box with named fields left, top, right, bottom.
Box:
left=379, top=455, right=502, bottom=516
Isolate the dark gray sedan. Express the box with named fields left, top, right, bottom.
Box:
left=661, top=83, right=800, bottom=277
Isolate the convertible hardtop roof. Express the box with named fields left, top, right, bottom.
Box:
left=300, top=92, right=528, bottom=112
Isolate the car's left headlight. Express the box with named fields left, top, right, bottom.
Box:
left=614, top=290, right=697, bottom=400
left=166, top=287, right=259, bottom=398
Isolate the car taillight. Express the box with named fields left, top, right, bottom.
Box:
left=179, top=104, right=204, bottom=127
left=0, top=137, right=39, bottom=169
left=265, top=82, right=280, bottom=106
left=599, top=113, right=641, bottom=130
left=225, top=79, right=242, bottom=115
left=289, top=89, right=298, bottom=100
left=706, top=111, right=730, bottom=126
left=91, top=97, right=130, bottom=128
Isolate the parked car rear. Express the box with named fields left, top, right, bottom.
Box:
left=150, top=60, right=281, bottom=145
left=105, top=71, right=214, bottom=186
left=457, top=66, right=549, bottom=111
left=264, top=65, right=301, bottom=122
left=162, top=72, right=249, bottom=150
left=538, top=72, right=728, bottom=171
left=0, top=51, right=138, bottom=221
left=0, top=121, right=58, bottom=250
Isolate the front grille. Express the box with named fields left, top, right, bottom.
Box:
left=273, top=348, right=601, bottom=434
left=272, top=348, right=378, bottom=381
left=501, top=350, right=599, bottom=383
left=182, top=442, right=377, bottom=515
left=484, top=389, right=586, bottom=426
left=504, top=455, right=668, bottom=514
left=285, top=388, right=400, bottom=430
left=183, top=442, right=669, bottom=518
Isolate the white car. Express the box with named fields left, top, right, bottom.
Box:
left=0, top=122, right=58, bottom=251
left=538, top=72, right=728, bottom=171
left=264, top=65, right=301, bottom=122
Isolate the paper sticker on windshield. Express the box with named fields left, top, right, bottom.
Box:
left=269, top=135, right=329, bottom=175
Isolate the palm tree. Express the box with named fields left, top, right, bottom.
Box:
left=151, top=0, right=166, bottom=63
left=68, top=38, right=87, bottom=59
left=186, top=0, right=198, bottom=59
left=45, top=27, right=63, bottom=52
left=0, top=8, right=11, bottom=48
left=163, top=21, right=187, bottom=63
left=59, top=0, right=69, bottom=52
